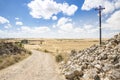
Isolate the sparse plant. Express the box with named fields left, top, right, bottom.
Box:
left=44, top=49, right=49, bottom=53
left=56, top=54, right=63, bottom=62
left=15, top=42, right=23, bottom=48
left=21, top=39, right=29, bottom=44
left=71, top=49, right=77, bottom=56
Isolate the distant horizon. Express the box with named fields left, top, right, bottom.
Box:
left=0, top=0, right=120, bottom=38
left=0, top=37, right=109, bottom=40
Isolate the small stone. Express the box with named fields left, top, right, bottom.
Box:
left=65, top=72, right=75, bottom=80
left=102, top=64, right=112, bottom=72
left=94, top=64, right=102, bottom=70
left=104, top=77, right=110, bottom=80
left=101, top=54, right=108, bottom=60
left=74, top=70, right=83, bottom=77
left=111, top=70, right=120, bottom=79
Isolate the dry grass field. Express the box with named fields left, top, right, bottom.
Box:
left=37, top=39, right=99, bottom=54
left=1, top=38, right=107, bottom=62
left=24, top=38, right=107, bottom=62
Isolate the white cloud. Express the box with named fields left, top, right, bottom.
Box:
left=115, top=0, right=120, bottom=9
left=81, top=0, right=120, bottom=14
left=57, top=17, right=72, bottom=27
left=60, top=23, right=73, bottom=32
left=15, top=17, right=19, bottom=20
left=103, top=1, right=115, bottom=14
left=84, top=24, right=93, bottom=30
left=0, top=16, right=9, bottom=24
left=103, top=10, right=120, bottom=30
left=27, top=0, right=78, bottom=19
left=74, top=27, right=84, bottom=33
left=21, top=26, right=51, bottom=33
left=81, top=0, right=104, bottom=10
left=0, top=29, right=3, bottom=33
left=56, top=17, right=73, bottom=32
left=60, top=3, right=78, bottom=16
left=54, top=17, right=99, bottom=38
left=0, top=26, right=51, bottom=38
left=52, top=16, right=57, bottom=20
left=16, top=21, right=23, bottom=26
left=4, top=24, right=12, bottom=29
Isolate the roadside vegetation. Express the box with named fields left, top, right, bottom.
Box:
left=0, top=41, right=31, bottom=70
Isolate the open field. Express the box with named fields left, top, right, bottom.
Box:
left=35, top=39, right=100, bottom=54
left=23, top=38, right=107, bottom=62
left=27, top=38, right=108, bottom=53
left=1, top=38, right=107, bottom=62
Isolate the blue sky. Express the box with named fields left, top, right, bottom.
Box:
left=0, top=0, right=120, bottom=38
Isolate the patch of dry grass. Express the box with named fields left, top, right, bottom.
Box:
left=0, top=52, right=31, bottom=70
left=0, top=41, right=32, bottom=70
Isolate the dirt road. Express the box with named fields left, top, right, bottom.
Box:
left=0, top=50, right=65, bottom=80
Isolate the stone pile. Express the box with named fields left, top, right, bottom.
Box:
left=60, top=33, right=120, bottom=80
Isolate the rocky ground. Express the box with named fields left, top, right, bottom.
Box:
left=60, top=33, right=120, bottom=80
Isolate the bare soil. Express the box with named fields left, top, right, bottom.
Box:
left=0, top=50, right=65, bottom=80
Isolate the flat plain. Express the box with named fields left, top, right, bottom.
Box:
left=23, top=38, right=107, bottom=61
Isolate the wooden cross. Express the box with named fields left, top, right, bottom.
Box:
left=95, top=6, right=105, bottom=45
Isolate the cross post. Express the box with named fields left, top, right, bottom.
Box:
left=95, top=6, right=105, bottom=45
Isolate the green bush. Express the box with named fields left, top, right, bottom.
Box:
left=56, top=54, right=63, bottom=62
left=15, top=42, right=23, bottom=48
left=21, top=39, right=29, bottom=44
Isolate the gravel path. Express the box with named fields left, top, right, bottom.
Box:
left=0, top=50, right=65, bottom=80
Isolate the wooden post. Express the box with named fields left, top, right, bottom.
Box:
left=95, top=6, right=105, bottom=45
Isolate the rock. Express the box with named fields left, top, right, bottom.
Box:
left=114, top=62, right=120, bottom=68
left=102, top=64, right=113, bottom=72
left=60, top=33, right=120, bottom=80
left=103, top=77, right=110, bottom=80
left=100, top=54, right=108, bottom=60
left=74, top=70, right=83, bottom=77
left=81, top=63, right=88, bottom=70
left=65, top=72, right=75, bottom=80
left=83, top=69, right=98, bottom=80
left=94, top=64, right=102, bottom=70
left=108, top=70, right=120, bottom=80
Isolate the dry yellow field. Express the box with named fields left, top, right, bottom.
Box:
left=1, top=38, right=107, bottom=62
left=1, top=38, right=107, bottom=55
left=25, top=39, right=105, bottom=54
left=38, top=39, right=99, bottom=53
left=24, top=39, right=103, bottom=62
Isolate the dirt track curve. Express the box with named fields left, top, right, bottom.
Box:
left=0, top=50, right=65, bottom=80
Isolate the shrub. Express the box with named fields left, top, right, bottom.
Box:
left=70, top=49, right=77, bottom=56
left=15, top=42, right=23, bottom=48
left=44, top=49, right=49, bottom=53
left=21, top=39, right=29, bottom=44
left=56, top=54, right=63, bottom=62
